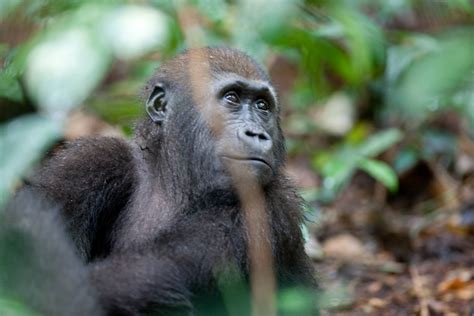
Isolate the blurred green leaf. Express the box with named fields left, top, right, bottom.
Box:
left=193, top=0, right=228, bottom=23
left=357, top=158, right=399, bottom=192
left=316, top=153, right=356, bottom=195
left=101, top=5, right=170, bottom=60
left=299, top=191, right=322, bottom=223
left=0, top=0, right=21, bottom=18
left=357, top=128, right=403, bottom=157
left=316, top=283, right=353, bottom=310
left=232, top=0, right=298, bottom=59
left=87, top=78, right=144, bottom=125
left=332, top=7, right=385, bottom=85
left=421, top=130, right=457, bottom=167
left=313, top=128, right=402, bottom=198
left=217, top=265, right=250, bottom=316
left=346, top=122, right=371, bottom=144
left=444, top=0, right=474, bottom=12
left=89, top=97, right=143, bottom=125
left=0, top=114, right=62, bottom=208
left=278, top=287, right=314, bottom=315
left=1, top=0, right=100, bottom=19
left=388, top=28, right=474, bottom=121
left=20, top=3, right=171, bottom=118
left=24, top=26, right=110, bottom=117
left=385, top=34, right=438, bottom=86
left=0, top=297, right=39, bottom=316
left=394, top=147, right=419, bottom=174
left=0, top=72, right=22, bottom=103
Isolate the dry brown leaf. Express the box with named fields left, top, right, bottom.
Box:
left=367, top=297, right=387, bottom=308
left=437, top=270, right=472, bottom=293
left=322, top=233, right=368, bottom=260
left=454, top=287, right=474, bottom=300
left=437, top=269, right=474, bottom=301
left=367, top=281, right=383, bottom=293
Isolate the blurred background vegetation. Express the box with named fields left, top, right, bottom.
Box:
left=1, top=0, right=473, bottom=315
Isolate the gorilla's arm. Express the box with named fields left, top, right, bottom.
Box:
left=0, top=189, right=103, bottom=316
left=89, top=253, right=193, bottom=315
left=88, top=210, right=247, bottom=315
left=27, top=137, right=135, bottom=260
left=88, top=195, right=315, bottom=316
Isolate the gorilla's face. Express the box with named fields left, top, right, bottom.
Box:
left=212, top=73, right=280, bottom=185
left=144, top=50, right=285, bottom=188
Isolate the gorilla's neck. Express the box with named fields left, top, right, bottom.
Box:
left=138, top=146, right=239, bottom=209
left=115, top=137, right=239, bottom=250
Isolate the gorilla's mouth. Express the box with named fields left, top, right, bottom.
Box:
left=221, top=156, right=272, bottom=170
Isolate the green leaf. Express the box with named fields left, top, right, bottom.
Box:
left=300, top=223, right=310, bottom=243
left=393, top=148, right=419, bottom=174
left=421, top=129, right=457, bottom=159
left=0, top=0, right=22, bottom=19
left=389, top=28, right=474, bottom=121
left=313, top=128, right=402, bottom=200
left=357, top=158, right=398, bottom=192
left=89, top=96, right=143, bottom=125
left=0, top=115, right=62, bottom=208
left=193, top=0, right=228, bottom=23
left=332, top=8, right=385, bottom=85
left=100, top=5, right=170, bottom=60
left=278, top=287, right=314, bottom=315
left=0, top=297, right=39, bottom=316
left=319, top=155, right=356, bottom=195
left=316, top=283, right=353, bottom=310
left=0, top=71, right=22, bottom=103
left=357, top=128, right=403, bottom=157
left=385, top=34, right=438, bottom=85
left=24, top=26, right=110, bottom=116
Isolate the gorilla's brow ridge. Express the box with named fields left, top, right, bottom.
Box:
left=213, top=73, right=278, bottom=105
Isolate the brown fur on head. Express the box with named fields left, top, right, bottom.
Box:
left=142, top=47, right=269, bottom=99
left=137, top=47, right=277, bottom=149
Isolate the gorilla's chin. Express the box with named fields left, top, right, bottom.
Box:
left=221, top=156, right=273, bottom=185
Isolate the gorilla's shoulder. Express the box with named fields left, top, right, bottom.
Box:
left=56, top=136, right=133, bottom=165
left=29, top=137, right=135, bottom=203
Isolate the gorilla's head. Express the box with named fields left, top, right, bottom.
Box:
left=139, top=47, right=285, bottom=189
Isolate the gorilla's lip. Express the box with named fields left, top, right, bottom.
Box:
left=221, top=155, right=272, bottom=169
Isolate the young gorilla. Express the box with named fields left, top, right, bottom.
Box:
left=10, top=47, right=315, bottom=315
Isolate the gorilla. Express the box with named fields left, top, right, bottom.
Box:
left=0, top=47, right=316, bottom=315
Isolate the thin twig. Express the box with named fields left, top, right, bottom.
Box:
left=175, top=5, right=277, bottom=315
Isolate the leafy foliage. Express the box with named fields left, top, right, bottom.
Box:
left=0, top=1, right=473, bottom=313
left=1, top=1, right=473, bottom=206
left=313, top=129, right=403, bottom=200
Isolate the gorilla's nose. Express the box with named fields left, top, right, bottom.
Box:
left=238, top=127, right=272, bottom=152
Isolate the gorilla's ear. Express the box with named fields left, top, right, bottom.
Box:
left=146, top=84, right=167, bottom=124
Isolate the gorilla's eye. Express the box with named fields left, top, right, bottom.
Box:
left=255, top=99, right=269, bottom=112
left=224, top=91, right=240, bottom=104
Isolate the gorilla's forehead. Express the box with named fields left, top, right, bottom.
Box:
left=144, top=47, right=271, bottom=100
left=160, top=48, right=267, bottom=80
left=212, top=72, right=277, bottom=102
left=206, top=49, right=268, bottom=81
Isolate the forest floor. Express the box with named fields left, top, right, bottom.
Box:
left=288, top=160, right=474, bottom=316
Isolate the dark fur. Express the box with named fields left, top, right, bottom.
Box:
left=6, top=47, right=315, bottom=315
left=0, top=189, right=103, bottom=316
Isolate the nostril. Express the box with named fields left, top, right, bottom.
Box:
left=245, top=130, right=257, bottom=138
left=245, top=130, right=269, bottom=141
